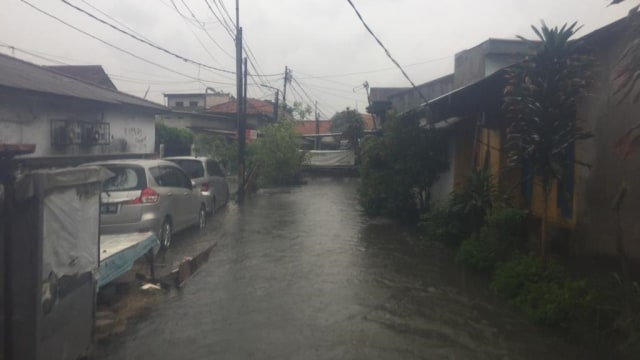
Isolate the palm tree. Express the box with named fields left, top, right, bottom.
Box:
left=503, top=22, right=594, bottom=259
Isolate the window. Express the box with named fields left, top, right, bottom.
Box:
left=189, top=101, right=198, bottom=107
left=102, top=166, right=146, bottom=191
left=168, top=159, right=205, bottom=179
left=207, top=160, right=225, bottom=177
left=151, top=166, right=192, bottom=188
left=175, top=101, right=184, bottom=108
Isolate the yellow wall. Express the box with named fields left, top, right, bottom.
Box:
left=461, top=126, right=578, bottom=229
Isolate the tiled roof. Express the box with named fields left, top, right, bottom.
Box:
left=294, top=120, right=332, bottom=135
left=0, top=53, right=165, bottom=111
left=207, top=98, right=274, bottom=115
left=44, top=65, right=118, bottom=90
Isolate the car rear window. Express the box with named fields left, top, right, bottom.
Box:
left=168, top=159, right=205, bottom=179
left=102, top=165, right=146, bottom=191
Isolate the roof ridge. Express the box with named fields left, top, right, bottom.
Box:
left=0, top=52, right=165, bottom=110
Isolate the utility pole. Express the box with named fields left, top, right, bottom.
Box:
left=273, top=89, right=279, bottom=122
left=315, top=101, right=320, bottom=150
left=282, top=66, right=290, bottom=110
left=235, top=0, right=245, bottom=204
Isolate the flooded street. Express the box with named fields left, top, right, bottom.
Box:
left=94, top=177, right=597, bottom=360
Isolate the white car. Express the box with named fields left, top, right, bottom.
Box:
left=164, top=156, right=230, bottom=215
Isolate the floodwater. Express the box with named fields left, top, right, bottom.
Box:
left=93, top=177, right=599, bottom=360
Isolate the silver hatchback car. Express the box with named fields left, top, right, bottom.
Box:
left=164, top=156, right=230, bottom=215
left=84, top=159, right=207, bottom=249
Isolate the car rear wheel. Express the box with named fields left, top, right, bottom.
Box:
left=198, top=205, right=206, bottom=229
left=160, top=219, right=172, bottom=249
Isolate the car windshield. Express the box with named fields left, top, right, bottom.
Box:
left=102, top=165, right=146, bottom=191
left=168, top=159, right=205, bottom=179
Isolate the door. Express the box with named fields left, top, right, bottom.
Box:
left=152, top=166, right=194, bottom=230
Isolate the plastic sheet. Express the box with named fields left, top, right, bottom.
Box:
left=303, top=150, right=355, bottom=167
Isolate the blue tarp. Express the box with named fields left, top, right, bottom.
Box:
left=98, top=232, right=159, bottom=288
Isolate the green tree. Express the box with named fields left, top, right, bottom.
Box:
left=359, top=113, right=448, bottom=221
left=330, top=108, right=364, bottom=150
left=155, top=122, right=193, bottom=156
left=192, top=133, right=237, bottom=172
left=247, top=119, right=304, bottom=187
left=503, top=22, right=593, bottom=259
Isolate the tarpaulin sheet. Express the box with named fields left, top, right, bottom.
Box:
left=15, top=166, right=111, bottom=278
left=98, top=232, right=159, bottom=288
left=303, top=150, right=355, bottom=167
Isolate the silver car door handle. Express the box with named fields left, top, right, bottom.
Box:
left=167, top=192, right=173, bottom=196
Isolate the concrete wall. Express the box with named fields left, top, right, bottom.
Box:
left=454, top=39, right=538, bottom=88
left=165, top=94, right=230, bottom=110
left=389, top=75, right=454, bottom=114
left=158, top=112, right=236, bottom=132
left=573, top=23, right=640, bottom=258
left=0, top=90, right=156, bottom=158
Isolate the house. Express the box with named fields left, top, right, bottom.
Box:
left=44, top=65, right=118, bottom=90
left=408, top=17, right=640, bottom=258
left=206, top=97, right=276, bottom=130
left=0, top=53, right=167, bottom=167
left=164, top=92, right=232, bottom=112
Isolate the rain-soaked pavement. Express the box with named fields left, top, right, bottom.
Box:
left=93, top=177, right=601, bottom=360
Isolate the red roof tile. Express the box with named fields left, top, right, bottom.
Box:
left=294, top=120, right=332, bottom=135
left=207, top=98, right=274, bottom=115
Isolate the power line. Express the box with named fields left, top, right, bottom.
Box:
left=20, top=0, right=221, bottom=83
left=0, top=43, right=68, bottom=65
left=297, top=56, right=452, bottom=80
left=345, top=0, right=427, bottom=103
left=59, top=0, right=235, bottom=74
left=176, top=0, right=234, bottom=60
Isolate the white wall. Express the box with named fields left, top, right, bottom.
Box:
left=0, top=93, right=156, bottom=158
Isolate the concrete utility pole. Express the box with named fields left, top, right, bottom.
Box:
left=315, top=101, right=320, bottom=150
left=235, top=0, right=245, bottom=204
left=282, top=66, right=290, bottom=110
left=273, top=89, right=279, bottom=122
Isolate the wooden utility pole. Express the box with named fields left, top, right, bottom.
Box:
left=235, top=0, right=245, bottom=203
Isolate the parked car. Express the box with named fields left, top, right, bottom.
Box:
left=164, top=156, right=230, bottom=215
left=82, top=159, right=207, bottom=249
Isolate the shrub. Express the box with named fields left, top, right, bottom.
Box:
left=420, top=205, right=467, bottom=246
left=455, top=207, right=526, bottom=271
left=515, top=280, right=592, bottom=327
left=492, top=255, right=592, bottom=327
left=456, top=238, right=497, bottom=271
left=247, top=120, right=304, bottom=187
left=492, top=255, right=565, bottom=299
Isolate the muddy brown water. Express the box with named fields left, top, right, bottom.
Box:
left=93, top=177, right=603, bottom=360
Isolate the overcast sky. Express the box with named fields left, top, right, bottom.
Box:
left=0, top=0, right=636, bottom=118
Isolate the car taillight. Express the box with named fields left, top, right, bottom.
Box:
left=201, top=183, right=210, bottom=192
left=125, top=188, right=159, bottom=205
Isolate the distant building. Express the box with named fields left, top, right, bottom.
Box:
left=206, top=98, right=276, bottom=130
left=164, top=92, right=232, bottom=112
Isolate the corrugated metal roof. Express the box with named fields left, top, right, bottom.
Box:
left=0, top=53, right=166, bottom=111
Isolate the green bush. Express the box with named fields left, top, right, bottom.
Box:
left=492, top=255, right=564, bottom=299
left=456, top=238, right=497, bottom=271
left=456, top=207, right=526, bottom=271
left=420, top=205, right=467, bottom=246
left=247, top=120, right=304, bottom=187
left=515, top=280, right=592, bottom=327
left=492, top=255, right=592, bottom=327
